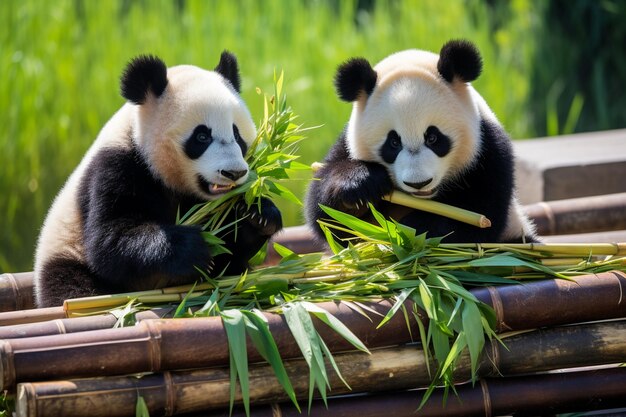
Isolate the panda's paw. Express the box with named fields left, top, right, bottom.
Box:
left=320, top=161, right=393, bottom=217
left=237, top=198, right=283, bottom=237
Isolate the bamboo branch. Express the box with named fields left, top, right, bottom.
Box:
left=311, top=162, right=491, bottom=228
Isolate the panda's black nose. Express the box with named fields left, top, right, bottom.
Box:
left=220, top=169, right=248, bottom=181
left=404, top=178, right=433, bottom=190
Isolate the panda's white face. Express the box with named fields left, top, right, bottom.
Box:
left=133, top=65, right=255, bottom=200
left=345, top=50, right=481, bottom=199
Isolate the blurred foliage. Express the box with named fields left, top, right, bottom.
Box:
left=0, top=0, right=623, bottom=273
left=528, top=0, right=626, bottom=136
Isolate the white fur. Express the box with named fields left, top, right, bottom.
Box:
left=34, top=62, right=255, bottom=304
left=135, top=65, right=255, bottom=197
left=346, top=49, right=482, bottom=197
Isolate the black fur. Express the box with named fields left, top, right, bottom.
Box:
left=214, top=50, right=241, bottom=93
left=120, top=55, right=168, bottom=104
left=437, top=40, right=483, bottom=83
left=380, top=130, right=402, bottom=164
left=305, top=129, right=394, bottom=239
left=305, top=119, right=533, bottom=244
left=334, top=58, right=378, bottom=102
left=233, top=124, right=248, bottom=156
left=184, top=125, right=213, bottom=160
left=424, top=126, right=452, bottom=157
left=36, top=144, right=281, bottom=307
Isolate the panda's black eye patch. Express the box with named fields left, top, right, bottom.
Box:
left=233, top=124, right=248, bottom=156
left=184, top=125, right=213, bottom=159
left=424, top=126, right=451, bottom=157
left=380, top=130, right=403, bottom=164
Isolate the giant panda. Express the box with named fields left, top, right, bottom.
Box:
left=306, top=40, right=537, bottom=244
left=34, top=52, right=282, bottom=307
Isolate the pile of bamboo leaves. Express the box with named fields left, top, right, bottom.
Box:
left=62, top=203, right=626, bottom=415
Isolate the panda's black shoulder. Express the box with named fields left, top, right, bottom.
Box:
left=324, top=127, right=352, bottom=162
left=77, top=144, right=178, bottom=224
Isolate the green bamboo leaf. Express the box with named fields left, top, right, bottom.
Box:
left=468, top=254, right=557, bottom=275
left=221, top=310, right=250, bottom=416
left=439, top=331, right=468, bottom=377
left=461, top=301, right=484, bottom=381
left=319, top=205, right=388, bottom=240
left=302, top=301, right=370, bottom=353
left=173, top=283, right=197, bottom=318
left=242, top=310, right=301, bottom=412
left=321, top=222, right=343, bottom=255
left=450, top=270, right=520, bottom=285
left=377, top=287, right=415, bottom=329
left=135, top=396, right=150, bottom=417
left=267, top=181, right=302, bottom=205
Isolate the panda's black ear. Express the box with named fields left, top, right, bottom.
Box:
left=215, top=50, right=241, bottom=93
left=437, top=40, right=483, bottom=83
left=120, top=55, right=168, bottom=105
left=334, top=58, right=377, bottom=102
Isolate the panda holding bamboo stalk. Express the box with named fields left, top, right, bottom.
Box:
left=34, top=52, right=282, bottom=307
left=306, top=39, right=538, bottom=245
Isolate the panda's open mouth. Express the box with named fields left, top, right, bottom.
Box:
left=410, top=189, right=436, bottom=198
left=198, top=176, right=236, bottom=195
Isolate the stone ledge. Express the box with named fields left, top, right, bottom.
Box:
left=513, top=129, right=626, bottom=204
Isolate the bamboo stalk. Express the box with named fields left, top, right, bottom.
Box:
left=5, top=270, right=625, bottom=340
left=14, top=321, right=626, bottom=416
left=2, top=272, right=626, bottom=390
left=311, top=162, right=491, bottom=228
left=0, top=299, right=420, bottom=390
left=0, top=307, right=65, bottom=327
left=0, top=308, right=175, bottom=339
left=445, top=242, right=626, bottom=256
left=201, top=367, right=626, bottom=417
left=526, top=192, right=626, bottom=236
left=0, top=272, right=35, bottom=312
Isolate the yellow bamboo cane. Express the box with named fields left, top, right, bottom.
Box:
left=311, top=162, right=491, bottom=228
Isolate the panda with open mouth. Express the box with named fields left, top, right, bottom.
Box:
left=34, top=52, right=282, bottom=307
left=306, top=40, right=537, bottom=244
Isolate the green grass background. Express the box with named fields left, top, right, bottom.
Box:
left=1, top=0, right=625, bottom=273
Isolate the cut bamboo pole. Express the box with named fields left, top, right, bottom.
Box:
left=2, top=271, right=625, bottom=340
left=0, top=299, right=420, bottom=390
left=311, top=162, right=491, bottom=228
left=526, top=192, right=626, bottom=236
left=447, top=242, right=626, bottom=256
left=0, top=307, right=65, bottom=327
left=0, top=308, right=175, bottom=339
left=0, top=272, right=35, bottom=312
left=472, top=270, right=626, bottom=332
left=2, top=275, right=626, bottom=391
left=199, top=367, right=626, bottom=417
left=14, top=320, right=626, bottom=417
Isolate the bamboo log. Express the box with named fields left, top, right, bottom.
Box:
left=198, top=367, right=626, bottom=417
left=0, top=308, right=175, bottom=339
left=1, top=271, right=625, bottom=389
left=526, top=192, right=626, bottom=236
left=472, top=270, right=626, bottom=332
left=0, top=307, right=65, bottom=327
left=2, top=271, right=625, bottom=341
left=0, top=299, right=420, bottom=390
left=14, top=320, right=626, bottom=417
left=0, top=272, right=35, bottom=312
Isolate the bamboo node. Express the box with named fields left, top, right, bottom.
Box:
left=480, top=379, right=492, bottom=417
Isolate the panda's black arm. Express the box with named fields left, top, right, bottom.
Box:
left=79, top=147, right=211, bottom=290
left=305, top=132, right=393, bottom=240
left=210, top=197, right=283, bottom=275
